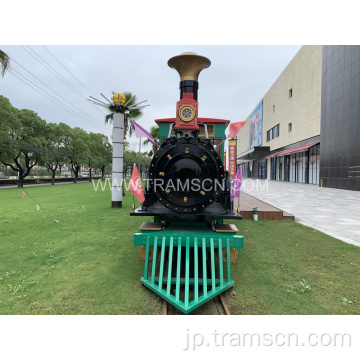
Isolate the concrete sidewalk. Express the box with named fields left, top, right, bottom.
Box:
left=240, top=179, right=360, bottom=247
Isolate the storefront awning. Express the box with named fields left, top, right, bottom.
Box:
left=238, top=146, right=270, bottom=160
left=265, top=141, right=320, bottom=159
left=265, top=152, right=280, bottom=159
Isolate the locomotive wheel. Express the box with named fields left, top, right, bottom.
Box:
left=138, top=246, right=155, bottom=262
left=222, top=248, right=239, bottom=264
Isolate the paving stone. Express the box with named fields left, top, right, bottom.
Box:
left=241, top=179, right=360, bottom=246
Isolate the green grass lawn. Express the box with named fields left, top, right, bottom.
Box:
left=0, top=182, right=359, bottom=315
left=228, top=219, right=360, bottom=314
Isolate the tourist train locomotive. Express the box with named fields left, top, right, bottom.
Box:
left=131, top=52, right=243, bottom=314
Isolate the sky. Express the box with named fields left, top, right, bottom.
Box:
left=0, top=45, right=301, bottom=152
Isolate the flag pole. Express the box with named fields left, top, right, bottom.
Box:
left=214, top=136, right=229, bottom=151
left=132, top=162, right=136, bottom=213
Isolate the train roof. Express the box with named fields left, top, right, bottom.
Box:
left=155, top=118, right=230, bottom=129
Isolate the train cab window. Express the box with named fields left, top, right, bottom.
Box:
left=199, top=124, right=214, bottom=137
left=169, top=124, right=215, bottom=137
left=209, top=138, right=222, bottom=156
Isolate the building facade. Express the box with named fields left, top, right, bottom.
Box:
left=237, top=45, right=360, bottom=191
left=320, top=45, right=360, bottom=191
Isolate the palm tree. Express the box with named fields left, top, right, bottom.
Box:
left=105, top=91, right=143, bottom=139
left=143, top=125, right=159, bottom=156
left=0, top=49, right=10, bottom=78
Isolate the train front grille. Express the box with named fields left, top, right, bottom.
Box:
left=134, top=225, right=243, bottom=314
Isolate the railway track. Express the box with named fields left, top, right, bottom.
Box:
left=163, top=292, right=231, bottom=315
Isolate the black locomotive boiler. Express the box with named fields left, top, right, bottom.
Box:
left=131, top=52, right=243, bottom=314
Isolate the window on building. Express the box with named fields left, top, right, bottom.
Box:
left=289, top=88, right=293, bottom=98
left=273, top=105, right=275, bottom=113
left=267, top=124, right=280, bottom=142
left=288, top=122, right=292, bottom=132
left=273, top=124, right=279, bottom=138
left=267, top=128, right=272, bottom=142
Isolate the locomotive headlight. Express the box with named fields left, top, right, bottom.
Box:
left=179, top=105, right=196, bottom=122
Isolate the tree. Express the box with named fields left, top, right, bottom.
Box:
left=0, top=49, right=10, bottom=78
left=143, top=125, right=159, bottom=156
left=104, top=92, right=143, bottom=139
left=123, top=148, right=152, bottom=178
left=0, top=96, right=18, bottom=157
left=63, top=127, right=89, bottom=183
left=87, top=132, right=112, bottom=180
left=0, top=102, right=46, bottom=187
left=41, top=122, right=68, bottom=185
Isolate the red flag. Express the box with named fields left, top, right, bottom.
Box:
left=129, top=165, right=145, bottom=203
left=229, top=121, right=247, bottom=139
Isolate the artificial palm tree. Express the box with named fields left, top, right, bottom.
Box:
left=105, top=91, right=143, bottom=138
left=143, top=125, right=159, bottom=155
left=101, top=91, right=145, bottom=205
left=0, top=49, right=10, bottom=78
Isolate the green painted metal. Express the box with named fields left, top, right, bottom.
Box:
left=158, top=236, right=166, bottom=290
left=134, top=228, right=243, bottom=248
left=226, top=238, right=231, bottom=283
left=152, top=277, right=223, bottom=286
left=210, top=237, right=216, bottom=292
left=194, top=238, right=199, bottom=302
left=144, top=236, right=150, bottom=280
left=202, top=237, right=207, bottom=298
left=135, top=225, right=243, bottom=314
left=151, top=239, right=158, bottom=284
left=185, top=237, right=190, bottom=309
left=176, top=238, right=182, bottom=302
left=166, top=237, right=174, bottom=295
left=218, top=238, right=223, bottom=287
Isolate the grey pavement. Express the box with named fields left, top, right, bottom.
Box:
left=240, top=179, right=360, bottom=247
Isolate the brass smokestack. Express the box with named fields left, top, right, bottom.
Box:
left=168, top=52, right=211, bottom=101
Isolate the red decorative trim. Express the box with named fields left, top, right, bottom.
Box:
left=182, top=92, right=194, bottom=99
left=156, top=117, right=230, bottom=129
